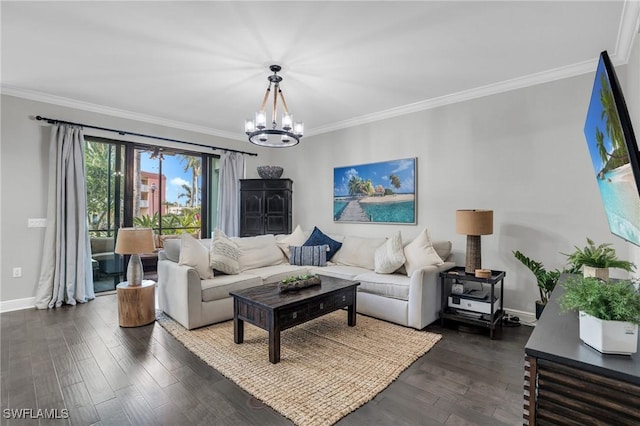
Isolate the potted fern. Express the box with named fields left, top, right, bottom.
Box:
left=513, top=251, right=563, bottom=319
left=559, top=276, right=640, bottom=355
left=563, top=238, right=635, bottom=280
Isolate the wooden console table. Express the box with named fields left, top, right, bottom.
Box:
left=524, top=280, right=640, bottom=425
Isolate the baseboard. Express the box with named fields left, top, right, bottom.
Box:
left=0, top=297, right=36, bottom=313
left=504, top=308, right=536, bottom=327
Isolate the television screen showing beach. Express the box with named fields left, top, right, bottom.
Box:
left=333, top=158, right=416, bottom=223
left=584, top=56, right=640, bottom=246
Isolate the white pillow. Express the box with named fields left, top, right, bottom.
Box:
left=234, top=234, right=284, bottom=272
left=210, top=229, right=240, bottom=275
left=374, top=231, right=406, bottom=274
left=403, top=228, right=444, bottom=277
left=331, top=235, right=386, bottom=270
left=276, top=225, right=307, bottom=259
left=178, top=233, right=213, bottom=279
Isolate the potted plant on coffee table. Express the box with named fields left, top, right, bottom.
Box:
left=559, top=276, right=640, bottom=355
left=563, top=238, right=635, bottom=280
left=513, top=251, right=563, bottom=319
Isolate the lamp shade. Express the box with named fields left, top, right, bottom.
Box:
left=456, top=210, right=493, bottom=236
left=115, top=228, right=155, bottom=255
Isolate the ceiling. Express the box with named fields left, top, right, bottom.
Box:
left=2, top=1, right=639, bottom=141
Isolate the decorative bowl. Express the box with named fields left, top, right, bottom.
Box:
left=257, top=166, right=284, bottom=179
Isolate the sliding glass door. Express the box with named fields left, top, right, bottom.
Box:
left=85, top=138, right=217, bottom=293
left=85, top=139, right=125, bottom=292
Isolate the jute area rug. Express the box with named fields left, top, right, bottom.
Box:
left=156, top=311, right=442, bottom=426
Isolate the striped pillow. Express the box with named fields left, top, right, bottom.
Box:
left=289, top=245, right=328, bottom=267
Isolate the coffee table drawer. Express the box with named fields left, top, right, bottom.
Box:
left=335, top=291, right=354, bottom=307
left=278, top=305, right=309, bottom=328
left=309, top=296, right=335, bottom=316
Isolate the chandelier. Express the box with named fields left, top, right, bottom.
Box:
left=244, top=65, right=304, bottom=147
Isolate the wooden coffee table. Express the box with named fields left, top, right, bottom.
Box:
left=230, top=275, right=359, bottom=364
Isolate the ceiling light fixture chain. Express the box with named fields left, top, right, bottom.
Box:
left=245, top=64, right=303, bottom=148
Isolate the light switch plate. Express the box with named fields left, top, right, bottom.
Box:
left=28, top=218, right=47, bottom=228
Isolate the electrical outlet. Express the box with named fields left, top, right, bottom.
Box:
left=12, top=267, right=22, bottom=278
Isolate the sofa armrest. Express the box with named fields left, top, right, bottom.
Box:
left=157, top=258, right=202, bottom=329
left=407, top=261, right=455, bottom=329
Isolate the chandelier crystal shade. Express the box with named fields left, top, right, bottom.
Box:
left=245, top=65, right=304, bottom=147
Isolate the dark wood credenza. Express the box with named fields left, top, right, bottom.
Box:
left=524, top=283, right=640, bottom=425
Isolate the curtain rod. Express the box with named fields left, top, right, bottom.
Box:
left=34, top=115, right=258, bottom=157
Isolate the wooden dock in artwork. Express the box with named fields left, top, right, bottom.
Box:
left=337, top=200, right=371, bottom=222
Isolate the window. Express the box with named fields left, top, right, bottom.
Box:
left=85, top=137, right=218, bottom=293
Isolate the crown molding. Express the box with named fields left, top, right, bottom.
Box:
left=306, top=59, right=597, bottom=137
left=614, top=0, right=640, bottom=64
left=0, top=86, right=246, bottom=142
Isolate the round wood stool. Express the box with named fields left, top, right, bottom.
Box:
left=116, top=280, right=155, bottom=327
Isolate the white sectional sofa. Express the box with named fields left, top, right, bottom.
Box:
left=157, top=228, right=454, bottom=330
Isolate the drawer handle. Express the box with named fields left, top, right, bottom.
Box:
left=292, top=312, right=297, bottom=319
left=342, top=296, right=346, bottom=302
left=320, top=303, right=324, bottom=309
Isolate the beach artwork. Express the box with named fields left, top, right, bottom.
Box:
left=333, top=158, right=416, bottom=224
left=584, top=57, right=640, bottom=246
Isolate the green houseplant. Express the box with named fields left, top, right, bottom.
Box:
left=563, top=238, right=635, bottom=280
left=559, top=276, right=640, bottom=354
left=513, top=251, right=563, bottom=319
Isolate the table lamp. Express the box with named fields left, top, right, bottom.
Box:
left=456, top=209, right=493, bottom=274
left=114, top=228, right=155, bottom=286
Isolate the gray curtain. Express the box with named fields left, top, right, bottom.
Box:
left=35, top=124, right=95, bottom=309
left=217, top=152, right=245, bottom=237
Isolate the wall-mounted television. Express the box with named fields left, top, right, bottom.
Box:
left=583, top=50, right=640, bottom=247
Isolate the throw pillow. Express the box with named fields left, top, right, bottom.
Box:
left=209, top=229, right=240, bottom=275
left=289, top=245, right=328, bottom=266
left=374, top=231, right=406, bottom=274
left=303, top=226, right=342, bottom=261
left=234, top=234, right=284, bottom=272
left=403, top=227, right=444, bottom=277
left=178, top=233, right=213, bottom=279
left=331, top=235, right=386, bottom=270
left=276, top=225, right=307, bottom=259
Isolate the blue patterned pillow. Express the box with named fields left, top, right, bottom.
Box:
left=303, top=227, right=342, bottom=261
left=289, top=245, right=328, bottom=266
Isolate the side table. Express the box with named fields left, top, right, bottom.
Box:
left=439, top=266, right=505, bottom=339
left=116, top=280, right=156, bottom=327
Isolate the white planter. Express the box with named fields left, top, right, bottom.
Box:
left=583, top=266, right=609, bottom=280
left=579, top=311, right=638, bottom=355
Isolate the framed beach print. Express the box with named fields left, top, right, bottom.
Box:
left=333, top=158, right=416, bottom=224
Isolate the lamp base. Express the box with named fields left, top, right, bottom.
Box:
left=465, top=235, right=482, bottom=274
left=126, top=254, right=144, bottom=286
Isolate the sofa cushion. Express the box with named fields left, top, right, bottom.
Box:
left=163, top=238, right=181, bottom=263
left=178, top=234, right=213, bottom=279
left=303, top=227, right=342, bottom=261
left=355, top=271, right=411, bottom=301
left=307, top=265, right=370, bottom=281
left=276, top=225, right=307, bottom=259
left=210, top=229, right=240, bottom=275
left=403, top=227, right=444, bottom=277
left=331, top=235, right=386, bottom=270
left=289, top=245, right=328, bottom=267
left=201, top=274, right=262, bottom=302
left=432, top=240, right=452, bottom=261
left=234, top=234, right=285, bottom=272
left=374, top=231, right=406, bottom=274
left=243, top=264, right=309, bottom=285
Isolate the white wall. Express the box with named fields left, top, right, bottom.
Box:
left=0, top=95, right=276, bottom=306
left=272, top=70, right=635, bottom=315
left=627, top=31, right=640, bottom=278
left=2, top=49, right=639, bottom=315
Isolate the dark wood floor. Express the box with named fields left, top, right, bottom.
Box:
left=1, top=293, right=531, bottom=425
